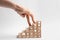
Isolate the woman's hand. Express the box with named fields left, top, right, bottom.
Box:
left=14, top=5, right=35, bottom=26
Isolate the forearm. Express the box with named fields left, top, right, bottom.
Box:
left=0, top=0, right=16, bottom=9
left=0, top=0, right=24, bottom=12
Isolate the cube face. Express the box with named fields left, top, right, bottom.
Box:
left=17, top=21, right=41, bottom=38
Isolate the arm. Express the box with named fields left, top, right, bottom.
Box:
left=0, top=0, right=35, bottom=26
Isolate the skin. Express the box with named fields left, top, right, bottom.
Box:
left=0, top=0, right=35, bottom=26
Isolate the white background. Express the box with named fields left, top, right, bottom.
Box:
left=0, top=0, right=60, bottom=40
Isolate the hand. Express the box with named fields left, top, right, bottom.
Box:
left=20, top=11, right=35, bottom=26
left=14, top=5, right=35, bottom=26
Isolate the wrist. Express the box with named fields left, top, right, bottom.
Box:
left=14, top=4, right=24, bottom=12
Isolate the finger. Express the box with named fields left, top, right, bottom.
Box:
left=26, top=14, right=31, bottom=26
left=30, top=14, right=35, bottom=23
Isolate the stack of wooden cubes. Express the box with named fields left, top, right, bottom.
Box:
left=17, top=21, right=41, bottom=38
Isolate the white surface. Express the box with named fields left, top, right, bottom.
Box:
left=0, top=0, right=60, bottom=40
